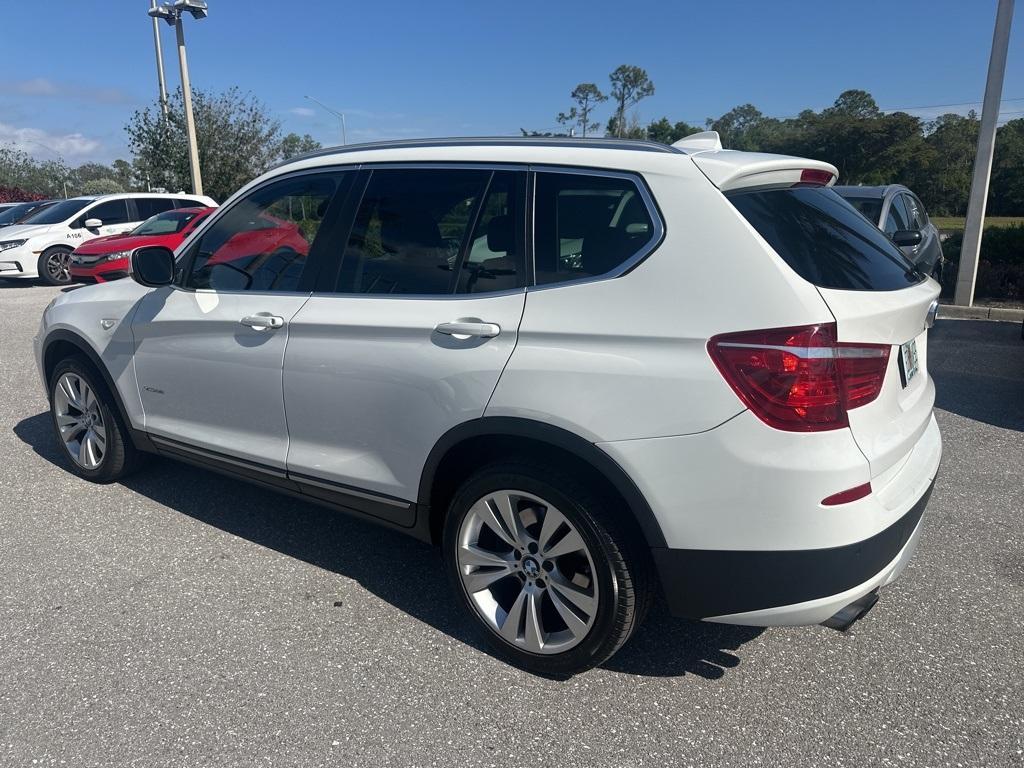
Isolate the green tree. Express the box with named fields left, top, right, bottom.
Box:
left=126, top=86, right=283, bottom=203
left=279, top=132, right=321, bottom=161
left=645, top=117, right=701, bottom=144
left=708, top=104, right=781, bottom=151
left=0, top=144, right=70, bottom=198
left=990, top=118, right=1024, bottom=216
left=608, top=65, right=654, bottom=138
left=81, top=178, right=125, bottom=196
left=557, top=83, right=608, bottom=138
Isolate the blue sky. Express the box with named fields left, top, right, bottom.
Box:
left=1, top=0, right=1021, bottom=165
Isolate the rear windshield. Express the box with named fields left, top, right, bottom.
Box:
left=728, top=186, right=923, bottom=291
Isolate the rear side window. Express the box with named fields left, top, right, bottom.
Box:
left=534, top=172, right=656, bottom=286
left=175, top=198, right=208, bottom=209
left=728, top=186, right=923, bottom=291
left=136, top=197, right=177, bottom=219
left=841, top=196, right=882, bottom=224
left=336, top=168, right=495, bottom=295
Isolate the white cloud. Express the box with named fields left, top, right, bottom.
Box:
left=0, top=122, right=102, bottom=160
left=289, top=107, right=316, bottom=117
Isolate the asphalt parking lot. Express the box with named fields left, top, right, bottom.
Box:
left=1, top=282, right=1022, bottom=767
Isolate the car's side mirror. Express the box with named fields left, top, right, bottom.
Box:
left=130, top=246, right=176, bottom=287
left=83, top=218, right=103, bottom=229
left=892, top=229, right=922, bottom=247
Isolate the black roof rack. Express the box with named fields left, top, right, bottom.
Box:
left=272, top=135, right=681, bottom=169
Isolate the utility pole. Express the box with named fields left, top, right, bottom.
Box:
left=150, top=0, right=170, bottom=120
left=174, top=13, right=203, bottom=196
left=954, top=0, right=1015, bottom=306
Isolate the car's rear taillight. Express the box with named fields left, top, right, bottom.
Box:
left=707, top=323, right=890, bottom=432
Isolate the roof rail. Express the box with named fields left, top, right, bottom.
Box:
left=272, top=135, right=683, bottom=169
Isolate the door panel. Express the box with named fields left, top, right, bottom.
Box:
left=283, top=292, right=525, bottom=503
left=132, top=287, right=310, bottom=468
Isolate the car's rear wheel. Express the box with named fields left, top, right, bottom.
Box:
left=48, top=356, right=143, bottom=483
left=38, top=247, right=74, bottom=286
left=443, top=460, right=649, bottom=675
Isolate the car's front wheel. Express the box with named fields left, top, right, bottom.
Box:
left=443, top=460, right=650, bottom=675
left=48, top=356, right=143, bottom=483
left=38, top=247, right=74, bottom=286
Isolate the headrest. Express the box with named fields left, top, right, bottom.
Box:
left=487, top=214, right=513, bottom=253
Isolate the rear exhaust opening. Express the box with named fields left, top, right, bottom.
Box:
left=821, top=589, right=880, bottom=631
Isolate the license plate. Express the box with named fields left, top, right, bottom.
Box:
left=899, top=338, right=919, bottom=387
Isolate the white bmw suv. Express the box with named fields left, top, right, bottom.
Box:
left=35, top=136, right=941, bottom=674
left=1, top=192, right=215, bottom=285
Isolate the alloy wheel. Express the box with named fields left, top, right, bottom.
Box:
left=46, top=250, right=72, bottom=283
left=53, top=372, right=107, bottom=469
left=456, top=489, right=600, bottom=655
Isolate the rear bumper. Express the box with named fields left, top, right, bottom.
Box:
left=651, top=476, right=934, bottom=622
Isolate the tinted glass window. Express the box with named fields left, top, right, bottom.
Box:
left=175, top=198, right=208, bottom=209
left=186, top=174, right=339, bottom=292
left=728, top=186, right=923, bottom=291
left=82, top=199, right=132, bottom=226
left=904, top=194, right=927, bottom=229
left=133, top=210, right=202, bottom=236
left=0, top=201, right=48, bottom=225
left=534, top=172, right=656, bottom=285
left=456, top=171, right=525, bottom=294
left=885, top=195, right=911, bottom=235
left=19, top=198, right=92, bottom=225
left=135, top=197, right=177, bottom=219
left=335, top=168, right=491, bottom=295
left=840, top=196, right=882, bottom=224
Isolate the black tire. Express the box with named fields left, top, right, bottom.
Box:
left=38, top=246, right=74, bottom=286
left=442, top=459, right=651, bottom=676
left=48, top=355, right=145, bottom=483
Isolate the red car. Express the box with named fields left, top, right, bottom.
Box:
left=70, top=207, right=215, bottom=283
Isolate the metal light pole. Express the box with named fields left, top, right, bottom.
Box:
left=149, top=0, right=169, bottom=120
left=954, top=0, right=1015, bottom=307
left=148, top=1, right=207, bottom=196
left=305, top=95, right=347, bottom=145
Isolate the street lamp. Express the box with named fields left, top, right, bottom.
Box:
left=304, top=95, right=348, bottom=145
left=148, top=0, right=207, bottom=196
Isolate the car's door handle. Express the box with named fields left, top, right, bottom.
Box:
left=434, top=321, right=501, bottom=338
left=240, top=314, right=285, bottom=331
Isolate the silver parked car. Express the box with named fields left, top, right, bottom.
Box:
left=834, top=185, right=943, bottom=279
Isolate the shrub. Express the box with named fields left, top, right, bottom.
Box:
left=939, top=224, right=1024, bottom=301
left=0, top=186, right=47, bottom=204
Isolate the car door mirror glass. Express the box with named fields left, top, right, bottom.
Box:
left=892, top=229, right=922, bottom=247
left=130, top=246, right=176, bottom=287
left=84, top=218, right=103, bottom=229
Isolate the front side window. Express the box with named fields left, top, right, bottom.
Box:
left=533, top=172, right=656, bottom=286
left=185, top=174, right=340, bottom=292
left=904, top=194, right=927, bottom=229
left=884, top=195, right=910, bottom=235
left=135, top=198, right=177, bottom=220
left=81, top=199, right=132, bottom=227
left=335, top=168, right=497, bottom=295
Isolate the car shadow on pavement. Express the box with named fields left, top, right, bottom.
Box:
left=929, top=318, right=1024, bottom=432
left=14, top=410, right=762, bottom=680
